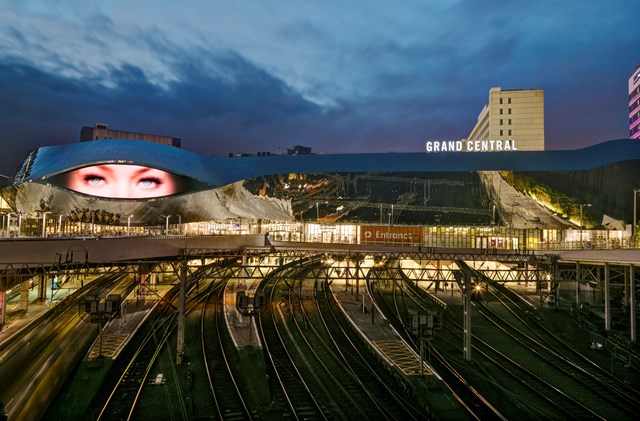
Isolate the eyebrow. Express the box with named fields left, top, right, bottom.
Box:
left=132, top=167, right=165, bottom=177
left=91, top=165, right=115, bottom=175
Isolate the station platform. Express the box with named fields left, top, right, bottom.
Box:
left=223, top=271, right=273, bottom=406
left=0, top=283, right=80, bottom=349
left=224, top=276, right=263, bottom=349
left=330, top=279, right=435, bottom=377
left=86, top=284, right=172, bottom=360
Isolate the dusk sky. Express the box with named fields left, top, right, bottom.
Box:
left=1, top=0, right=639, bottom=175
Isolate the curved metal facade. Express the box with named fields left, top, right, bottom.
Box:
left=2, top=138, right=640, bottom=225
left=11, top=138, right=640, bottom=188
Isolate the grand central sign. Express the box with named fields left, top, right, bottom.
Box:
left=425, top=139, right=518, bottom=153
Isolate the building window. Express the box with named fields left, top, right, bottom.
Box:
left=508, top=119, right=512, bottom=125
left=500, top=130, right=503, bottom=136
left=508, top=108, right=512, bottom=114
left=500, top=109, right=503, bottom=115
left=508, top=98, right=511, bottom=104
left=500, top=119, right=503, bottom=125
left=500, top=98, right=503, bottom=104
left=508, top=129, right=512, bottom=136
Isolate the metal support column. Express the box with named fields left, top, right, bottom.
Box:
left=19, top=280, right=29, bottom=312
left=576, top=262, right=581, bottom=305
left=624, top=265, right=629, bottom=313
left=552, top=257, right=559, bottom=309
left=38, top=274, right=46, bottom=302
left=0, top=289, right=6, bottom=326
left=463, top=270, right=472, bottom=361
left=176, top=257, right=187, bottom=365
left=604, top=263, right=611, bottom=332
left=630, top=264, right=636, bottom=342
left=355, top=255, right=360, bottom=297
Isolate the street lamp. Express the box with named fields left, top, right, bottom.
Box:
left=41, top=211, right=51, bottom=237
left=165, top=215, right=172, bottom=235
left=579, top=203, right=591, bottom=230
left=177, top=214, right=182, bottom=235
left=58, top=214, right=63, bottom=236
left=579, top=203, right=591, bottom=245
left=127, top=215, right=133, bottom=236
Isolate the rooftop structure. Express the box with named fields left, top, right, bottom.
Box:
left=80, top=123, right=182, bottom=148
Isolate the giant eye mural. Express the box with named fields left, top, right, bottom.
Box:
left=0, top=140, right=295, bottom=227
left=55, top=164, right=191, bottom=199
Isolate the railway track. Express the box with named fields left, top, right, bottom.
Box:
left=95, top=263, right=222, bottom=420
left=256, top=262, right=328, bottom=419
left=379, top=261, right=639, bottom=420
left=298, top=276, right=422, bottom=418
left=201, top=278, right=254, bottom=420
left=467, top=269, right=640, bottom=419
left=367, top=266, right=503, bottom=420
left=316, top=279, right=426, bottom=418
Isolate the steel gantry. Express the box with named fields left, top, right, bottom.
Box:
left=555, top=259, right=638, bottom=343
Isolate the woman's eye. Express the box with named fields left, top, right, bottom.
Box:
left=138, top=177, right=161, bottom=189
left=84, top=175, right=105, bottom=186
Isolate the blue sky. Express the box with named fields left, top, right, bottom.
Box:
left=0, top=0, right=639, bottom=174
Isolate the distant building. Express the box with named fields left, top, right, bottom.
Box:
left=228, top=151, right=272, bottom=157
left=287, top=145, right=313, bottom=155
left=80, top=123, right=181, bottom=148
left=629, top=65, right=640, bottom=140
left=467, top=87, right=545, bottom=151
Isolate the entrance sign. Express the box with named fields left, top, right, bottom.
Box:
left=360, top=225, right=423, bottom=245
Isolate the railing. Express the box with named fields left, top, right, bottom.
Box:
left=2, top=219, right=637, bottom=252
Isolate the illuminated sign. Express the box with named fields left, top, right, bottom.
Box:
left=360, top=225, right=423, bottom=245
left=425, top=139, right=518, bottom=153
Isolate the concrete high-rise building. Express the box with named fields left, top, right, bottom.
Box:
left=467, top=87, right=545, bottom=151
left=80, top=123, right=182, bottom=148
left=629, top=65, right=640, bottom=140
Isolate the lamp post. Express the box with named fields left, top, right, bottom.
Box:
left=391, top=204, right=394, bottom=224
left=177, top=214, right=182, bottom=235
left=58, top=214, right=63, bottom=236
left=127, top=215, right=133, bottom=236
left=165, top=215, right=172, bottom=236
left=41, top=211, right=50, bottom=237
left=579, top=203, right=591, bottom=245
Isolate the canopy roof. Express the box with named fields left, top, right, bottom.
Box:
left=11, top=138, right=640, bottom=189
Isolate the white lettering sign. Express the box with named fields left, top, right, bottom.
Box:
left=426, top=139, right=517, bottom=153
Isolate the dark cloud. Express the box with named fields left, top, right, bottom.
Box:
left=0, top=5, right=638, bottom=178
